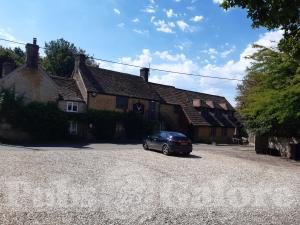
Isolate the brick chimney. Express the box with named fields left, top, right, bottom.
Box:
left=25, top=38, right=39, bottom=68
left=140, top=67, right=149, bottom=82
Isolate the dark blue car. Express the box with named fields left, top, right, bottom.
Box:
left=143, top=131, right=192, bottom=156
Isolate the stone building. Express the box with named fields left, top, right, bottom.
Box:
left=0, top=39, right=240, bottom=143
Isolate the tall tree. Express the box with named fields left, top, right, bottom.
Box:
left=221, top=0, right=300, bottom=59
left=42, top=38, right=97, bottom=77
left=221, top=0, right=300, bottom=136
left=221, top=0, right=299, bottom=33
left=236, top=46, right=300, bottom=136
left=42, top=39, right=78, bottom=77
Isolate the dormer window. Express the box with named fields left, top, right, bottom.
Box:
left=67, top=102, right=78, bottom=112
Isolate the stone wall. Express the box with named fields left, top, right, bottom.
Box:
left=268, top=136, right=299, bottom=158
left=195, top=127, right=235, bottom=143
left=0, top=120, right=31, bottom=142
left=88, top=93, right=159, bottom=119
left=254, top=135, right=300, bottom=159
left=0, top=66, right=59, bottom=103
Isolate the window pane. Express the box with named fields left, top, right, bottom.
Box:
left=67, top=103, right=72, bottom=111
left=116, top=96, right=128, bottom=109
left=73, top=104, right=78, bottom=112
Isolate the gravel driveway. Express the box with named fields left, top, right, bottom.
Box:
left=0, top=143, right=299, bottom=225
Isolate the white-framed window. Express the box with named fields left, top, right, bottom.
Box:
left=67, top=102, right=78, bottom=112
left=69, top=121, right=78, bottom=135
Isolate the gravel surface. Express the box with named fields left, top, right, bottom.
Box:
left=0, top=143, right=299, bottom=225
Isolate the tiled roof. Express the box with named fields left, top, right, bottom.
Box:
left=150, top=82, right=236, bottom=127
left=79, top=65, right=160, bottom=101
left=51, top=76, right=84, bottom=101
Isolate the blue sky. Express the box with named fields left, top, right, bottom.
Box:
left=0, top=0, right=283, bottom=105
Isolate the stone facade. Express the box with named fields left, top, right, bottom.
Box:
left=88, top=93, right=159, bottom=119
left=0, top=66, right=59, bottom=103
left=195, top=127, right=235, bottom=143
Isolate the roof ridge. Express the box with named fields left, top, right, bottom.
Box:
left=174, top=87, right=226, bottom=99
left=87, top=66, right=144, bottom=80
left=149, top=82, right=176, bottom=88
left=50, top=75, right=74, bottom=80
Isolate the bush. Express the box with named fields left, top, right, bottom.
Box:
left=87, top=110, right=121, bottom=141
left=21, top=102, right=69, bottom=140
left=123, top=112, right=158, bottom=140
left=0, top=89, right=159, bottom=142
left=87, top=110, right=158, bottom=141
left=0, top=90, right=69, bottom=141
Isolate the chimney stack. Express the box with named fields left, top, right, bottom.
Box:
left=140, top=67, right=149, bottom=82
left=25, top=38, right=39, bottom=68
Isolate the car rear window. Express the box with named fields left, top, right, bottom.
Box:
left=168, top=132, right=186, bottom=137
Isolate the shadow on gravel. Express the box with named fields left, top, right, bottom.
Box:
left=0, top=142, right=93, bottom=151
left=0, top=142, right=143, bottom=151
left=146, top=149, right=202, bottom=159
left=173, top=154, right=202, bottom=159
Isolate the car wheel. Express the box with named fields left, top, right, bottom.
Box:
left=162, top=144, right=170, bottom=155
left=183, top=152, right=190, bottom=156
left=143, top=142, right=149, bottom=150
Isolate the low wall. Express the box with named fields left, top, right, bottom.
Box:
left=0, top=121, right=31, bottom=142
left=268, top=136, right=299, bottom=158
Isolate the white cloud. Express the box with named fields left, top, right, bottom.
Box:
left=113, top=8, right=120, bottom=15
left=202, top=48, right=218, bottom=55
left=220, top=46, right=236, bottom=58
left=177, top=20, right=189, bottom=31
left=212, top=0, right=224, bottom=4
left=117, top=23, right=125, bottom=28
left=154, top=51, right=186, bottom=62
left=152, top=19, right=174, bottom=33
left=202, top=46, right=236, bottom=59
left=198, top=30, right=284, bottom=104
left=0, top=28, right=20, bottom=48
left=133, top=29, right=149, bottom=35
left=191, top=15, right=204, bottom=22
left=240, top=30, right=283, bottom=59
left=168, top=22, right=176, bottom=28
left=143, top=5, right=156, bottom=14
left=175, top=45, right=184, bottom=51
left=174, top=0, right=181, bottom=2
left=132, top=18, right=139, bottom=23
left=166, top=9, right=177, bottom=18
left=98, top=30, right=283, bottom=106
left=150, top=16, right=156, bottom=23
left=187, top=6, right=196, bottom=11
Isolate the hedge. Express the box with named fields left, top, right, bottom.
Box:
left=0, top=89, right=158, bottom=141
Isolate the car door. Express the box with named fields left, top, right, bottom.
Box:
left=148, top=133, right=159, bottom=150
left=151, top=133, right=162, bottom=150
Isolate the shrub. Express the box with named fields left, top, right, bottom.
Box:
left=20, top=102, right=69, bottom=140
left=87, top=110, right=158, bottom=141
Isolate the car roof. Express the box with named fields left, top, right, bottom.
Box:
left=159, top=131, right=186, bottom=137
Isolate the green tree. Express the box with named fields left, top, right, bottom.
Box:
left=42, top=38, right=97, bottom=77
left=222, top=0, right=300, bottom=137
left=236, top=45, right=300, bottom=136
left=0, top=46, right=25, bottom=66
left=221, top=0, right=300, bottom=59
left=221, top=0, right=299, bottom=34
left=42, top=38, right=78, bottom=77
